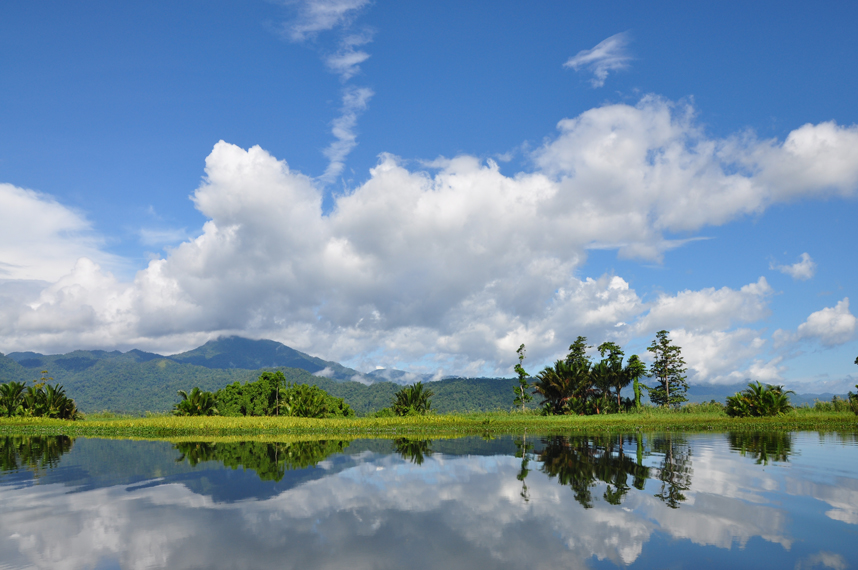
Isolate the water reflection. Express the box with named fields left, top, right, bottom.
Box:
left=0, top=435, right=74, bottom=476
left=174, top=440, right=349, bottom=481
left=728, top=431, right=792, bottom=465
left=0, top=432, right=856, bottom=570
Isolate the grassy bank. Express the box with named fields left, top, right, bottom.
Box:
left=1, top=408, right=856, bottom=439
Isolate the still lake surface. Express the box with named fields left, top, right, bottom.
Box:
left=1, top=432, right=857, bottom=569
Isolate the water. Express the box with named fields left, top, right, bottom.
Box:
left=1, top=432, right=857, bottom=569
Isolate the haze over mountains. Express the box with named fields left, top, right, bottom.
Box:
left=0, top=336, right=844, bottom=413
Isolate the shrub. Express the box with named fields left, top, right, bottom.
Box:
left=725, top=382, right=794, bottom=417
left=392, top=382, right=434, bottom=416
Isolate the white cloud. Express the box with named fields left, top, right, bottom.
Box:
left=770, top=252, right=816, bottom=280
left=0, top=183, right=115, bottom=282
left=320, top=86, right=374, bottom=183
left=284, top=0, right=370, bottom=42
left=563, top=32, right=632, bottom=88
left=1, top=98, right=857, bottom=377
left=796, top=298, right=857, bottom=346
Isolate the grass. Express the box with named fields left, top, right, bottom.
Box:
left=1, top=407, right=856, bottom=439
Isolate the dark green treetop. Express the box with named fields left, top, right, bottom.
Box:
left=646, top=330, right=688, bottom=407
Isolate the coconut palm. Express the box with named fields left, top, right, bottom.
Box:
left=533, top=360, right=590, bottom=415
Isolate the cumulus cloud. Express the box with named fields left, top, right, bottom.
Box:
left=796, top=298, right=857, bottom=346
left=1, top=98, right=857, bottom=378
left=770, top=252, right=816, bottom=280
left=0, top=183, right=115, bottom=282
left=563, top=32, right=632, bottom=88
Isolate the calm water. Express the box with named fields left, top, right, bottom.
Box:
left=1, top=432, right=857, bottom=569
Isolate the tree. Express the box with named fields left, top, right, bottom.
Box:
left=625, top=355, right=647, bottom=411
left=0, top=382, right=26, bottom=417
left=533, top=359, right=590, bottom=415
left=512, top=344, right=533, bottom=412
left=646, top=330, right=688, bottom=407
left=597, top=342, right=628, bottom=409
left=392, top=382, right=434, bottom=416
left=566, top=336, right=592, bottom=367
left=725, top=382, right=794, bottom=417
left=174, top=387, right=219, bottom=416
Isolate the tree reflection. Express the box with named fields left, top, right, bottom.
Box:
left=728, top=432, right=792, bottom=465
left=651, top=434, right=693, bottom=509
left=393, top=438, right=433, bottom=465
left=174, top=440, right=348, bottom=481
left=537, top=434, right=650, bottom=509
left=0, top=435, right=74, bottom=477
left=515, top=432, right=532, bottom=502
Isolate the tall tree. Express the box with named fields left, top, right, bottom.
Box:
left=566, top=336, right=592, bottom=367
left=625, top=355, right=647, bottom=411
left=512, top=344, right=533, bottom=412
left=597, top=342, right=627, bottom=409
left=646, top=330, right=688, bottom=407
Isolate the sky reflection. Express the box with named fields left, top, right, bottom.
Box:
left=1, top=433, right=857, bottom=569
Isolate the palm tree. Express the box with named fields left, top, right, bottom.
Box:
left=174, top=387, right=219, bottom=416
left=0, top=382, right=26, bottom=417
left=726, top=382, right=794, bottom=417
left=392, top=382, right=434, bottom=416
left=533, top=360, right=590, bottom=414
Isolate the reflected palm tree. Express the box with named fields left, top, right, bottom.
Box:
left=652, top=434, right=693, bottom=509
left=393, top=438, right=433, bottom=465
left=174, top=440, right=348, bottom=481
left=0, top=435, right=74, bottom=477
left=728, top=432, right=792, bottom=465
left=538, top=435, right=650, bottom=509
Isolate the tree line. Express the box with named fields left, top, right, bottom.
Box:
left=0, top=371, right=81, bottom=419
left=515, top=330, right=689, bottom=415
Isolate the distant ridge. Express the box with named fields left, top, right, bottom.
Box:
left=366, top=368, right=437, bottom=386
left=165, top=336, right=364, bottom=382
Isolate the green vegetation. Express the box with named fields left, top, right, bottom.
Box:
left=530, top=336, right=646, bottom=415
left=0, top=372, right=81, bottom=420
left=512, top=344, right=532, bottom=412
left=645, top=330, right=688, bottom=407
left=1, top=406, right=855, bottom=439
left=726, top=382, right=794, bottom=417
left=214, top=371, right=354, bottom=418
left=391, top=381, right=434, bottom=416
left=174, top=387, right=219, bottom=416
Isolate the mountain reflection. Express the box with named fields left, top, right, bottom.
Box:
left=174, top=440, right=348, bottom=481
left=728, top=431, right=792, bottom=465
left=0, top=435, right=74, bottom=477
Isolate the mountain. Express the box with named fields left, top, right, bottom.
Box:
left=165, top=336, right=365, bottom=382
left=366, top=368, right=437, bottom=385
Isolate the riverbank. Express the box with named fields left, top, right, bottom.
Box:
left=1, top=409, right=856, bottom=439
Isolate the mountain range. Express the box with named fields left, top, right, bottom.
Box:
left=0, top=336, right=845, bottom=414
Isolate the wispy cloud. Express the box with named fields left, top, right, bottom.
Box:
left=281, top=1, right=375, bottom=184
left=284, top=0, right=371, bottom=42
left=770, top=252, right=816, bottom=280
left=564, top=32, right=632, bottom=88
left=320, top=86, right=374, bottom=183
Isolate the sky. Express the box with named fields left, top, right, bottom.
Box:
left=1, top=0, right=857, bottom=391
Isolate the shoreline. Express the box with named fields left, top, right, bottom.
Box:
left=1, top=411, right=856, bottom=440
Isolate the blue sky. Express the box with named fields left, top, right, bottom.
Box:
left=1, top=1, right=856, bottom=391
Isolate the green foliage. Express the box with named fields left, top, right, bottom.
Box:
left=565, top=336, right=592, bottom=367
left=281, top=382, right=354, bottom=418
left=216, top=372, right=353, bottom=418
left=0, top=378, right=81, bottom=420
left=728, top=431, right=792, bottom=464
left=373, top=407, right=396, bottom=418
left=512, top=344, right=532, bottom=411
left=646, top=330, right=688, bottom=407
left=393, top=438, right=432, bottom=464
left=725, top=382, right=794, bottom=417
left=173, top=387, right=219, bottom=416
left=175, top=440, right=348, bottom=480
left=0, top=435, right=75, bottom=474
left=392, top=382, right=434, bottom=416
